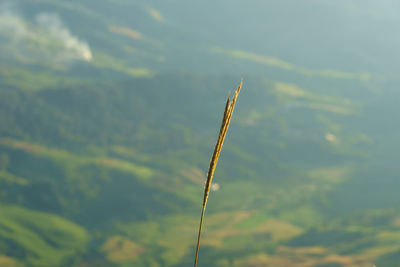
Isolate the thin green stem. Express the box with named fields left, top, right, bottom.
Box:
left=194, top=205, right=206, bottom=267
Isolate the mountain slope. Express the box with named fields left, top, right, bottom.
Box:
left=1, top=1, right=400, bottom=266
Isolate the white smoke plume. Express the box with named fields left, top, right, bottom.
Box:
left=0, top=3, right=92, bottom=63
left=35, top=13, right=92, bottom=61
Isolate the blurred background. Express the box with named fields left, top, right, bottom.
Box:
left=0, top=0, right=399, bottom=266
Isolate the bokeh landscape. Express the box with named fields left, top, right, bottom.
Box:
left=1, top=0, right=400, bottom=266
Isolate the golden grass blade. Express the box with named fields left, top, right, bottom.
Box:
left=194, top=80, right=242, bottom=267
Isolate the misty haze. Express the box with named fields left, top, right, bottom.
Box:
left=0, top=0, right=399, bottom=266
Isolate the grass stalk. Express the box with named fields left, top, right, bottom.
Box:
left=194, top=80, right=243, bottom=267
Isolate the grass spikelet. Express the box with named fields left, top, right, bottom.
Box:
left=194, top=80, right=243, bottom=267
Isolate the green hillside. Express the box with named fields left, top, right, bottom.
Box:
left=1, top=0, right=400, bottom=266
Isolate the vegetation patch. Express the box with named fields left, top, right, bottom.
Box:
left=101, top=235, right=145, bottom=263
left=0, top=205, right=88, bottom=266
